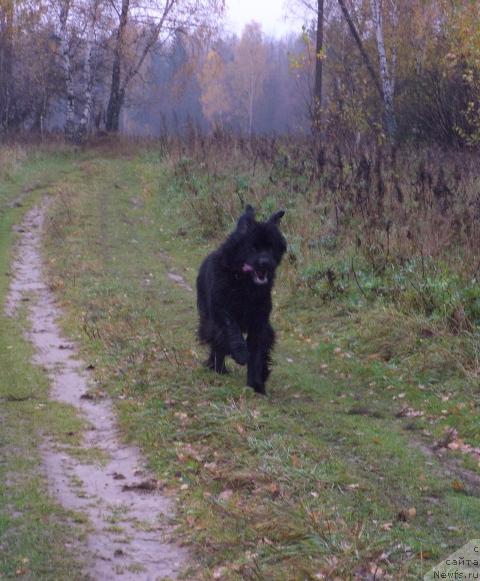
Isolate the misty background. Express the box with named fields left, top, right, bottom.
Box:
left=1, top=0, right=479, bottom=147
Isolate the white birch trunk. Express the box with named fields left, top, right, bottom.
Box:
left=371, top=0, right=397, bottom=142
left=59, top=0, right=75, bottom=141
left=77, top=3, right=95, bottom=142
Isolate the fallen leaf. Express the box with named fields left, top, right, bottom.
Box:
left=452, top=479, right=464, bottom=491
left=219, top=489, right=233, bottom=501
left=213, top=566, right=228, bottom=579
left=174, top=412, right=188, bottom=421
left=268, top=482, right=280, bottom=496
left=204, top=462, right=218, bottom=471
left=370, top=563, right=384, bottom=578
left=380, top=522, right=393, bottom=531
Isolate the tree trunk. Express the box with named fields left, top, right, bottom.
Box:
left=106, top=0, right=129, bottom=132
left=59, top=0, right=75, bottom=141
left=313, top=0, right=324, bottom=140
left=337, top=0, right=383, bottom=99
left=106, top=0, right=176, bottom=132
left=77, top=4, right=95, bottom=142
left=370, top=0, right=397, bottom=142
left=0, top=0, right=14, bottom=132
left=337, top=0, right=397, bottom=143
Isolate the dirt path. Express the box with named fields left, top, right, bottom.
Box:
left=5, top=199, right=188, bottom=580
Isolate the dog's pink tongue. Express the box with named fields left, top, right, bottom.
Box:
left=242, top=263, right=254, bottom=273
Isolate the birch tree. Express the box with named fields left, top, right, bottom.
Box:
left=230, top=22, right=267, bottom=137
left=105, top=0, right=224, bottom=132
left=77, top=0, right=99, bottom=141
left=57, top=0, right=76, bottom=140
left=336, top=0, right=398, bottom=143
left=370, top=0, right=397, bottom=141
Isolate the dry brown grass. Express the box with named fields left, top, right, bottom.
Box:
left=0, top=145, right=27, bottom=179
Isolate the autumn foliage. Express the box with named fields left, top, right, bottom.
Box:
left=0, top=0, right=478, bottom=147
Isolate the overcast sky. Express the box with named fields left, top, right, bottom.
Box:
left=224, top=0, right=305, bottom=38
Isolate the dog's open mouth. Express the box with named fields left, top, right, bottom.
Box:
left=253, top=270, right=268, bottom=285
left=242, top=263, right=269, bottom=285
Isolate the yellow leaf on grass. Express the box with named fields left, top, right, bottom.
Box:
left=452, top=479, right=465, bottom=491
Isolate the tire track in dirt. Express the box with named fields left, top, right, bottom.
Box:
left=5, top=199, right=188, bottom=580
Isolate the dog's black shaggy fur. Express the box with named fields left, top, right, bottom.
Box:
left=197, top=205, right=286, bottom=394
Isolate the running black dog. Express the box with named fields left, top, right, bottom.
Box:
left=196, top=205, right=286, bottom=394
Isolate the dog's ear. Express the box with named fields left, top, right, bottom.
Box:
left=268, top=210, right=285, bottom=225
left=237, top=205, right=255, bottom=233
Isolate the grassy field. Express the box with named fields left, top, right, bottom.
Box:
left=0, top=148, right=87, bottom=579
left=33, top=142, right=479, bottom=580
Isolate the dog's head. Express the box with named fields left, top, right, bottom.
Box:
left=226, top=205, right=286, bottom=286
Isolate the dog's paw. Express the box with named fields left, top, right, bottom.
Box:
left=247, top=380, right=267, bottom=395
left=206, top=354, right=229, bottom=374
left=206, top=360, right=229, bottom=374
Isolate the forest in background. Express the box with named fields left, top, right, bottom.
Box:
left=0, top=0, right=479, bottom=147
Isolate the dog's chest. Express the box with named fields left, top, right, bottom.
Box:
left=228, top=284, right=271, bottom=328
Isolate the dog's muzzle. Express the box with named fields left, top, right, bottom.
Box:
left=243, top=262, right=270, bottom=285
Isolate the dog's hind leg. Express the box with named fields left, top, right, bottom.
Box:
left=247, top=324, right=275, bottom=394
left=212, top=311, right=248, bottom=366
left=228, top=332, right=248, bottom=366
left=198, top=316, right=228, bottom=374
left=205, top=326, right=230, bottom=374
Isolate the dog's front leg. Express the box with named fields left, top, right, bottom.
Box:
left=213, top=308, right=248, bottom=366
left=247, top=323, right=274, bottom=394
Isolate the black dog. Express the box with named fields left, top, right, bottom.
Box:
left=196, top=205, right=286, bottom=394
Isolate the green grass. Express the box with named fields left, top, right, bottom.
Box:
left=0, top=151, right=87, bottom=580
left=39, top=148, right=480, bottom=580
